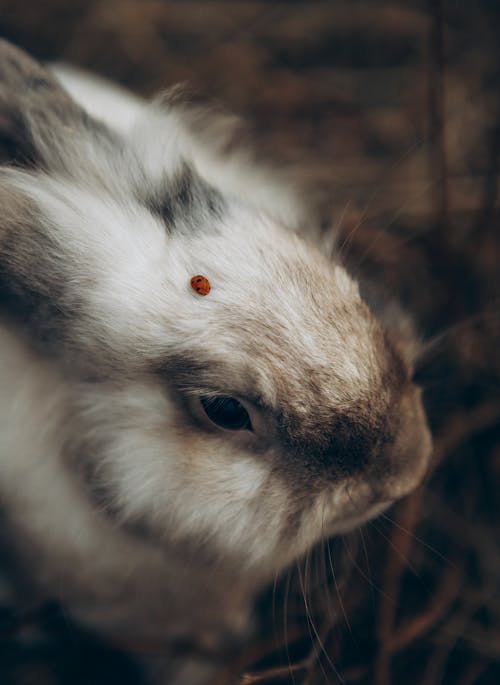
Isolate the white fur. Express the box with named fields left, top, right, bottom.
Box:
left=51, top=64, right=144, bottom=134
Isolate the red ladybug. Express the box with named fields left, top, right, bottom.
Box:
left=190, top=275, right=211, bottom=296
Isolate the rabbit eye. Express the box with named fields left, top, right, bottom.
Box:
left=200, top=396, right=252, bottom=431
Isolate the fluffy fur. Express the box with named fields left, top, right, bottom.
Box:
left=0, top=40, right=431, bottom=676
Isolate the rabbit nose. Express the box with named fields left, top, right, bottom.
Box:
left=371, top=401, right=432, bottom=502
left=375, top=450, right=429, bottom=502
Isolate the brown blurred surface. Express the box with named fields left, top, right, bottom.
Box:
left=0, top=1, right=499, bottom=684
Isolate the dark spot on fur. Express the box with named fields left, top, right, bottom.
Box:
left=277, top=405, right=391, bottom=481
left=146, top=163, right=225, bottom=233
left=28, top=76, right=50, bottom=90
left=0, top=106, right=37, bottom=167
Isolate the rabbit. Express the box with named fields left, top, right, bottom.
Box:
left=0, top=40, right=432, bottom=680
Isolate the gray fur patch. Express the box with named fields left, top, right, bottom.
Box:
left=0, top=184, right=73, bottom=346
left=0, top=39, right=118, bottom=173
left=144, top=163, right=225, bottom=233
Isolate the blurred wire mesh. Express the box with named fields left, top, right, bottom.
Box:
left=0, top=1, right=499, bottom=684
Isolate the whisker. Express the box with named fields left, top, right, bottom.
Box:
left=336, top=137, right=429, bottom=263
left=296, top=558, right=344, bottom=684
left=282, top=566, right=297, bottom=685
left=379, top=512, right=453, bottom=566
left=271, top=569, right=280, bottom=654
left=342, top=486, right=385, bottom=607
left=349, top=179, right=436, bottom=272
left=413, top=306, right=500, bottom=365
left=368, top=519, right=421, bottom=580
left=357, top=526, right=377, bottom=616
left=341, top=534, right=395, bottom=605
left=326, top=537, right=354, bottom=638
left=330, top=198, right=353, bottom=258
left=319, top=501, right=335, bottom=624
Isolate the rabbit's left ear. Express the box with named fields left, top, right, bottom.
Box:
left=0, top=40, right=114, bottom=170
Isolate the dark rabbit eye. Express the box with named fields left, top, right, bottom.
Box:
left=200, top=397, right=252, bottom=431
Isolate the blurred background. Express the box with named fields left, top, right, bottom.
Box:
left=0, top=1, right=499, bottom=684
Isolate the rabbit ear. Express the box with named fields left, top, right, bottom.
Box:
left=0, top=179, right=64, bottom=344
left=0, top=42, right=84, bottom=337
left=0, top=40, right=114, bottom=170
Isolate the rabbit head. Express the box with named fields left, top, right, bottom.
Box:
left=0, top=40, right=431, bottom=582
